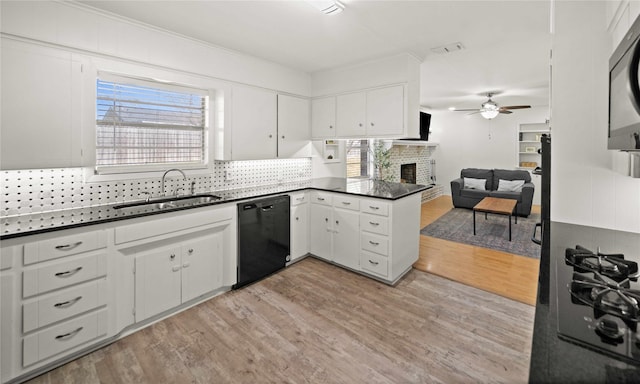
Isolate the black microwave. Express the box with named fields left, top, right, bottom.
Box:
left=609, top=13, right=640, bottom=151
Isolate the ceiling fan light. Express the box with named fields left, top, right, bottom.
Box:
left=481, top=101, right=498, bottom=111
left=480, top=109, right=499, bottom=119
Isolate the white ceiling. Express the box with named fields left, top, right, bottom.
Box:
left=78, top=0, right=551, bottom=111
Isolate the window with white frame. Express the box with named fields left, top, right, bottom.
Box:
left=346, top=139, right=370, bottom=178
left=96, top=73, right=209, bottom=171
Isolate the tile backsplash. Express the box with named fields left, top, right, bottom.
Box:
left=1, top=158, right=311, bottom=217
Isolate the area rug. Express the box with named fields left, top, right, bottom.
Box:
left=420, top=208, right=541, bottom=259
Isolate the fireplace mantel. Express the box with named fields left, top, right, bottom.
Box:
left=388, top=140, right=439, bottom=148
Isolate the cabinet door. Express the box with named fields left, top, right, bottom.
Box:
left=181, top=233, right=222, bottom=303
left=332, top=208, right=360, bottom=271
left=366, top=85, right=404, bottom=136
left=309, top=204, right=333, bottom=260
left=1, top=41, right=82, bottom=169
left=231, top=85, right=277, bottom=159
left=290, top=204, right=309, bottom=261
left=135, top=245, right=182, bottom=321
left=277, top=94, right=311, bottom=158
left=336, top=92, right=366, bottom=137
left=311, top=97, right=336, bottom=138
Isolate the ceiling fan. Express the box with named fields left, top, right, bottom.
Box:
left=451, top=93, right=531, bottom=119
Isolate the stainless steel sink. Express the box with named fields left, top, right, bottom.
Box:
left=113, top=194, right=222, bottom=213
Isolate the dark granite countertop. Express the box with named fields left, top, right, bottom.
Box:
left=0, top=177, right=430, bottom=240
left=529, top=221, right=640, bottom=383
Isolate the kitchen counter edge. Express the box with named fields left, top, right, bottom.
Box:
left=0, top=178, right=431, bottom=240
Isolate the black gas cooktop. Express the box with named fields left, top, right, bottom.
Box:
left=557, top=245, right=640, bottom=364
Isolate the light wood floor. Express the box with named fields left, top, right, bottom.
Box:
left=27, top=257, right=534, bottom=384
left=414, top=196, right=540, bottom=306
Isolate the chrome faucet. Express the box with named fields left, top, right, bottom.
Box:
left=161, top=169, right=187, bottom=196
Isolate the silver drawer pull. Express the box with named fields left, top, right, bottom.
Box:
left=369, top=240, right=380, bottom=246
left=342, top=201, right=351, bottom=205
left=54, top=296, right=83, bottom=309
left=369, top=221, right=380, bottom=226
left=317, top=197, right=325, bottom=201
left=54, top=266, right=83, bottom=278
left=296, top=197, right=304, bottom=201
left=368, top=260, right=379, bottom=266
left=54, top=241, right=83, bottom=251
left=55, top=327, right=83, bottom=340
left=369, top=206, right=380, bottom=210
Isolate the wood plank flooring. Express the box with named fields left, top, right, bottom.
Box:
left=27, top=257, right=534, bottom=384
left=414, top=196, right=540, bottom=306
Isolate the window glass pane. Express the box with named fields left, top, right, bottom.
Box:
left=96, top=77, right=208, bottom=167
left=346, top=139, right=369, bottom=177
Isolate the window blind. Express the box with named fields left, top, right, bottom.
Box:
left=96, top=75, right=208, bottom=167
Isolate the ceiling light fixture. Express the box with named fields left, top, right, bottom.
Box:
left=307, top=0, right=345, bottom=15
left=480, top=100, right=499, bottom=119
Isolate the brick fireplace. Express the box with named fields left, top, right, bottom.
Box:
left=386, top=143, right=442, bottom=202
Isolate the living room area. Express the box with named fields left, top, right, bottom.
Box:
left=413, top=104, right=549, bottom=307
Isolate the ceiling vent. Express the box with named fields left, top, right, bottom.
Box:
left=430, top=42, right=465, bottom=55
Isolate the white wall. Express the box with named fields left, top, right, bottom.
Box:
left=311, top=53, right=419, bottom=97
left=0, top=1, right=311, bottom=96
left=428, top=106, right=549, bottom=195
left=552, top=1, right=640, bottom=233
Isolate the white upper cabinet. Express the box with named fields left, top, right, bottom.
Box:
left=366, top=85, right=404, bottom=137
left=311, top=96, right=336, bottom=138
left=311, top=84, right=405, bottom=139
left=216, top=86, right=311, bottom=160
left=1, top=40, right=84, bottom=170
left=336, top=92, right=366, bottom=137
left=228, top=84, right=278, bottom=160
left=277, top=94, right=311, bottom=158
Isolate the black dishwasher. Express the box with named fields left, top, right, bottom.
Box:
left=234, top=195, right=290, bottom=289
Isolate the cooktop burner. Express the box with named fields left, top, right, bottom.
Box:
left=557, top=245, right=640, bottom=364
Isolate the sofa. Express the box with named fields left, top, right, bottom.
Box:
left=450, top=168, right=534, bottom=217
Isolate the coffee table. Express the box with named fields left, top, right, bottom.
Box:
left=472, top=197, right=518, bottom=241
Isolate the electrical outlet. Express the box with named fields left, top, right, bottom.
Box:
left=225, top=170, right=234, bottom=181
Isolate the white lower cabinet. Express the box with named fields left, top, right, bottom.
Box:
left=331, top=208, right=360, bottom=271
left=0, top=204, right=236, bottom=384
left=309, top=203, right=333, bottom=260
left=135, top=231, right=224, bottom=322
left=0, top=227, right=112, bottom=383
left=309, top=192, right=360, bottom=271
left=309, top=192, right=420, bottom=284
left=290, top=192, right=309, bottom=261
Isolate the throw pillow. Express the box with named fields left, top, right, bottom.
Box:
left=463, top=177, right=486, bottom=190
left=497, top=179, right=525, bottom=192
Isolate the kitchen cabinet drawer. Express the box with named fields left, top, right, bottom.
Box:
left=360, top=251, right=388, bottom=278
left=23, top=279, right=107, bottom=333
left=290, top=191, right=309, bottom=206
left=361, top=232, right=389, bottom=256
left=332, top=195, right=360, bottom=211
left=310, top=191, right=332, bottom=206
left=23, top=308, right=108, bottom=367
left=24, top=231, right=107, bottom=265
left=360, top=214, right=389, bottom=236
left=360, top=200, right=389, bottom=216
left=23, top=252, right=107, bottom=298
